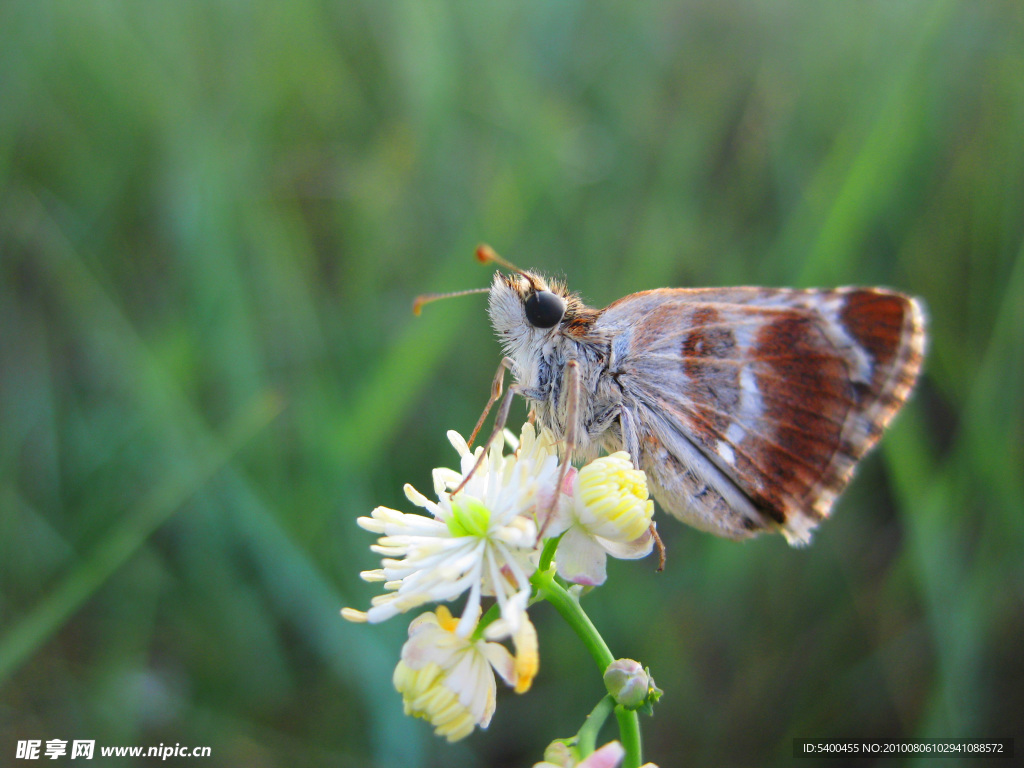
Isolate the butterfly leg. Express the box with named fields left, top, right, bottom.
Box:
left=451, top=358, right=520, bottom=498
left=467, top=357, right=515, bottom=448
left=619, top=403, right=666, bottom=570
left=651, top=524, right=666, bottom=571
left=614, top=403, right=641, bottom=461
left=536, top=360, right=580, bottom=539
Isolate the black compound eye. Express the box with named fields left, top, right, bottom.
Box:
left=524, top=290, right=566, bottom=329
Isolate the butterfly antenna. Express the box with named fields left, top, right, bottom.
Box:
left=412, top=286, right=490, bottom=315
left=476, top=244, right=526, bottom=275
left=414, top=244, right=532, bottom=315
left=476, top=244, right=540, bottom=291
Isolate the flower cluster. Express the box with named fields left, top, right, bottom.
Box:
left=391, top=605, right=534, bottom=742
left=343, top=422, right=657, bottom=747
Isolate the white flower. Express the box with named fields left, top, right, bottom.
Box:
left=343, top=423, right=561, bottom=636
left=393, top=606, right=538, bottom=742
left=546, top=452, right=656, bottom=586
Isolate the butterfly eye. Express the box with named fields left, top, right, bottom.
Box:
left=524, top=290, right=566, bottom=329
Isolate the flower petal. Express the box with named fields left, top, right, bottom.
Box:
left=597, top=526, right=656, bottom=560
left=447, top=430, right=472, bottom=457
left=555, top=526, right=609, bottom=586
left=481, top=641, right=516, bottom=687
left=578, top=741, right=626, bottom=768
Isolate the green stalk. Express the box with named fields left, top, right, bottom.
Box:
left=537, top=534, right=562, bottom=572
left=577, top=696, right=616, bottom=755
left=615, top=705, right=643, bottom=768
left=530, top=568, right=613, bottom=670
left=473, top=602, right=502, bottom=640
left=530, top=567, right=643, bottom=768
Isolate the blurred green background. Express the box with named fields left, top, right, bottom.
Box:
left=2, top=1, right=1022, bottom=766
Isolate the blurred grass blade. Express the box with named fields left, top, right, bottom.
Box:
left=0, top=392, right=282, bottom=685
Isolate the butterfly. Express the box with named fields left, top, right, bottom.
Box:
left=419, top=246, right=926, bottom=545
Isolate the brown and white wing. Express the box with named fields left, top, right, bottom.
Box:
left=597, top=287, right=926, bottom=543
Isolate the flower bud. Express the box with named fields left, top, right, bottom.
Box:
left=534, top=740, right=628, bottom=768
left=538, top=741, right=574, bottom=766
left=604, top=659, right=656, bottom=710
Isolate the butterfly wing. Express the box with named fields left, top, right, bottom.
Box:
left=595, top=287, right=926, bottom=543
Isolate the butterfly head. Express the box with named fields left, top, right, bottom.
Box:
left=490, top=268, right=562, bottom=323
left=488, top=270, right=601, bottom=367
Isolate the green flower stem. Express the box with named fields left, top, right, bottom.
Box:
left=529, top=567, right=643, bottom=768
left=472, top=602, right=502, bottom=640
left=577, top=696, right=615, bottom=755
left=530, top=568, right=613, bottom=670
left=615, top=704, right=643, bottom=768
left=538, top=534, right=562, bottom=572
